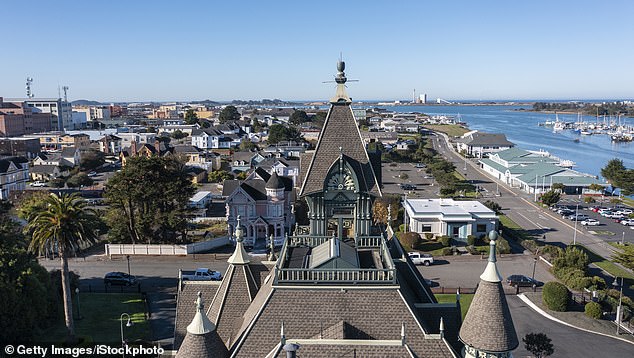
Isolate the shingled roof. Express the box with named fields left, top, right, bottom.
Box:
left=173, top=282, right=221, bottom=350
left=299, top=63, right=381, bottom=197
left=176, top=292, right=227, bottom=358
left=459, top=233, right=518, bottom=354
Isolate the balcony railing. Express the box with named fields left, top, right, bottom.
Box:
left=275, top=267, right=397, bottom=284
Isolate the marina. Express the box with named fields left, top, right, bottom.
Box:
left=539, top=112, right=634, bottom=142
left=385, top=105, right=634, bottom=180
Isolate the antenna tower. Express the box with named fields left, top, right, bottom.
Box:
left=62, top=86, right=70, bottom=102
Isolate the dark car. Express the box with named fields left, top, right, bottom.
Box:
left=104, top=272, right=138, bottom=286
left=506, top=275, right=543, bottom=287
left=400, top=184, right=417, bottom=190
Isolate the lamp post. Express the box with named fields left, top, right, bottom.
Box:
left=612, top=277, right=624, bottom=334
left=126, top=255, right=131, bottom=276
left=531, top=257, right=537, bottom=281
left=120, top=312, right=133, bottom=356
left=573, top=203, right=579, bottom=246
left=75, top=287, right=82, bottom=320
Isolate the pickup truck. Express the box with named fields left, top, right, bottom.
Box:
left=408, top=252, right=434, bottom=266
left=180, top=268, right=223, bottom=281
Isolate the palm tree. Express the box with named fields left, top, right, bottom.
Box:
left=26, top=192, right=98, bottom=342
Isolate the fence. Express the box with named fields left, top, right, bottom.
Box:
left=430, top=285, right=530, bottom=295
left=105, top=236, right=229, bottom=256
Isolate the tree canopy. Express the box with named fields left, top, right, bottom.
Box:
left=0, top=208, right=56, bottom=345
left=104, top=156, right=196, bottom=244
left=290, top=110, right=310, bottom=125
left=218, top=105, right=241, bottom=123
left=80, top=149, right=105, bottom=171
left=267, top=124, right=303, bottom=144
left=184, top=109, right=198, bottom=125
left=540, top=190, right=561, bottom=207
left=601, top=159, right=634, bottom=195
left=523, top=332, right=554, bottom=358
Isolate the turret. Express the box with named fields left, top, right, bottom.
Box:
left=459, top=231, right=518, bottom=358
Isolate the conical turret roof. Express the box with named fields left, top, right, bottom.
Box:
left=459, top=231, right=518, bottom=353
left=176, top=292, right=228, bottom=358
left=265, top=171, right=284, bottom=189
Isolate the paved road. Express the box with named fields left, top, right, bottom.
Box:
left=507, top=295, right=634, bottom=357
left=417, top=254, right=555, bottom=289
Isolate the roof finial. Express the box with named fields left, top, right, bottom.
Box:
left=439, top=317, right=445, bottom=339
left=331, top=58, right=351, bottom=104
left=281, top=321, right=286, bottom=345
left=479, top=230, right=502, bottom=282
left=268, top=234, right=277, bottom=261
left=387, top=204, right=392, bottom=223
left=401, top=322, right=406, bottom=344
left=228, top=215, right=250, bottom=264
left=186, top=291, right=216, bottom=335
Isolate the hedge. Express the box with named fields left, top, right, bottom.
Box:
left=543, top=281, right=570, bottom=312
left=584, top=301, right=602, bottom=319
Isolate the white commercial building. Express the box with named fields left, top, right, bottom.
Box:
left=5, top=97, right=75, bottom=130
left=403, top=198, right=498, bottom=243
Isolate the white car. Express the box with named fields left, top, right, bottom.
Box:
left=581, top=219, right=600, bottom=226
left=621, top=219, right=634, bottom=226
left=408, top=252, right=434, bottom=266
left=30, top=181, right=47, bottom=187
left=615, top=209, right=633, bottom=216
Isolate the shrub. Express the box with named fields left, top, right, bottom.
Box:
left=543, top=281, right=570, bottom=311
left=424, top=233, right=434, bottom=240
left=521, top=239, right=539, bottom=253
left=497, top=237, right=511, bottom=254
left=399, top=232, right=422, bottom=250
left=441, top=247, right=453, bottom=256
left=439, top=235, right=451, bottom=247
left=589, top=276, right=606, bottom=291
left=584, top=301, right=602, bottom=319
left=552, top=247, right=589, bottom=274
left=467, top=235, right=477, bottom=246
left=583, top=196, right=596, bottom=203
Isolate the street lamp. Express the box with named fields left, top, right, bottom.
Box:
left=75, top=287, right=82, bottom=320
left=612, top=277, right=624, bottom=334
left=531, top=257, right=538, bottom=281
left=120, top=313, right=134, bottom=355
left=126, top=255, right=131, bottom=276
left=573, top=203, right=579, bottom=246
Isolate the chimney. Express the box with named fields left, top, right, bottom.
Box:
left=154, top=139, right=161, bottom=153
left=282, top=343, right=300, bottom=358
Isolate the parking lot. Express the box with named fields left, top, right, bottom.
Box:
left=381, top=162, right=436, bottom=197
left=551, top=200, right=634, bottom=243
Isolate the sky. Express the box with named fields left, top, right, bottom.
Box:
left=1, top=0, right=633, bottom=102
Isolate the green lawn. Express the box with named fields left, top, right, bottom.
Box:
left=422, top=124, right=470, bottom=137
left=435, top=294, right=474, bottom=319
left=37, top=293, right=150, bottom=344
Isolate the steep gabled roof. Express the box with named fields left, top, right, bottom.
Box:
left=299, top=104, right=381, bottom=197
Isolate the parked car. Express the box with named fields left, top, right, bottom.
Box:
left=104, top=272, right=138, bottom=286
left=400, top=184, right=417, bottom=190
left=568, top=214, right=589, bottom=221
left=415, top=163, right=427, bottom=169
left=506, top=275, right=543, bottom=287
left=600, top=211, right=615, bottom=217
left=30, top=181, right=47, bottom=187
left=558, top=209, right=574, bottom=217
left=87, top=171, right=98, bottom=177
left=581, top=219, right=600, bottom=226
left=615, top=209, right=633, bottom=216
left=408, top=252, right=434, bottom=266
left=180, top=268, right=223, bottom=281
left=620, top=219, right=634, bottom=226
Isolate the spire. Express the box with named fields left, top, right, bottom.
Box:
left=228, top=215, right=250, bottom=265
left=479, top=230, right=503, bottom=283
left=439, top=317, right=445, bottom=339
left=186, top=292, right=216, bottom=335
left=330, top=59, right=351, bottom=104
left=400, top=322, right=406, bottom=344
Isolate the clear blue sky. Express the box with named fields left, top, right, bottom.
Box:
left=1, top=0, right=633, bottom=102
